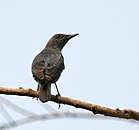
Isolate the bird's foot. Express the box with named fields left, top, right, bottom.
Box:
left=58, top=104, right=61, bottom=109
left=32, top=97, right=39, bottom=100
left=55, top=94, right=61, bottom=109
left=56, top=93, right=61, bottom=97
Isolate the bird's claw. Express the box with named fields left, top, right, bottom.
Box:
left=55, top=94, right=61, bottom=109
left=56, top=93, right=61, bottom=97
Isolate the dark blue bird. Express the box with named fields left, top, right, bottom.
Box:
left=32, top=33, right=79, bottom=102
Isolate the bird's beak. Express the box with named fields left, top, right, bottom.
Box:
left=67, top=33, right=79, bottom=40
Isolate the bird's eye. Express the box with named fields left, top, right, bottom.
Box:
left=55, top=34, right=63, bottom=39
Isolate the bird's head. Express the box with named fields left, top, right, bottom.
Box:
left=46, top=33, right=79, bottom=50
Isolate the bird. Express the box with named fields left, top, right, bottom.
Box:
left=31, top=33, right=79, bottom=102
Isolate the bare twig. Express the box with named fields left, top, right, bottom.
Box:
left=0, top=96, right=35, bottom=116
left=0, top=104, right=15, bottom=124
left=0, top=112, right=103, bottom=129
left=0, top=87, right=139, bottom=121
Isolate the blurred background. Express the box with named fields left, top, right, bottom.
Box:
left=0, top=0, right=139, bottom=129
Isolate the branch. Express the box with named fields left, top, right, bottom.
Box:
left=0, top=112, right=104, bottom=129
left=0, top=87, right=139, bottom=121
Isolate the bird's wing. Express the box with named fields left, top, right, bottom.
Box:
left=32, top=52, right=64, bottom=83
left=45, top=54, right=65, bottom=81
left=32, top=60, right=45, bottom=80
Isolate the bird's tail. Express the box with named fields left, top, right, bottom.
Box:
left=38, top=83, right=51, bottom=103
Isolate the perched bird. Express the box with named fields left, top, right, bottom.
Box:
left=31, top=33, right=79, bottom=102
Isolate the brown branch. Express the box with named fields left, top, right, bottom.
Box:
left=0, top=87, right=139, bottom=121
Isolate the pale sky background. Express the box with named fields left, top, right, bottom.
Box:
left=0, top=0, right=139, bottom=130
